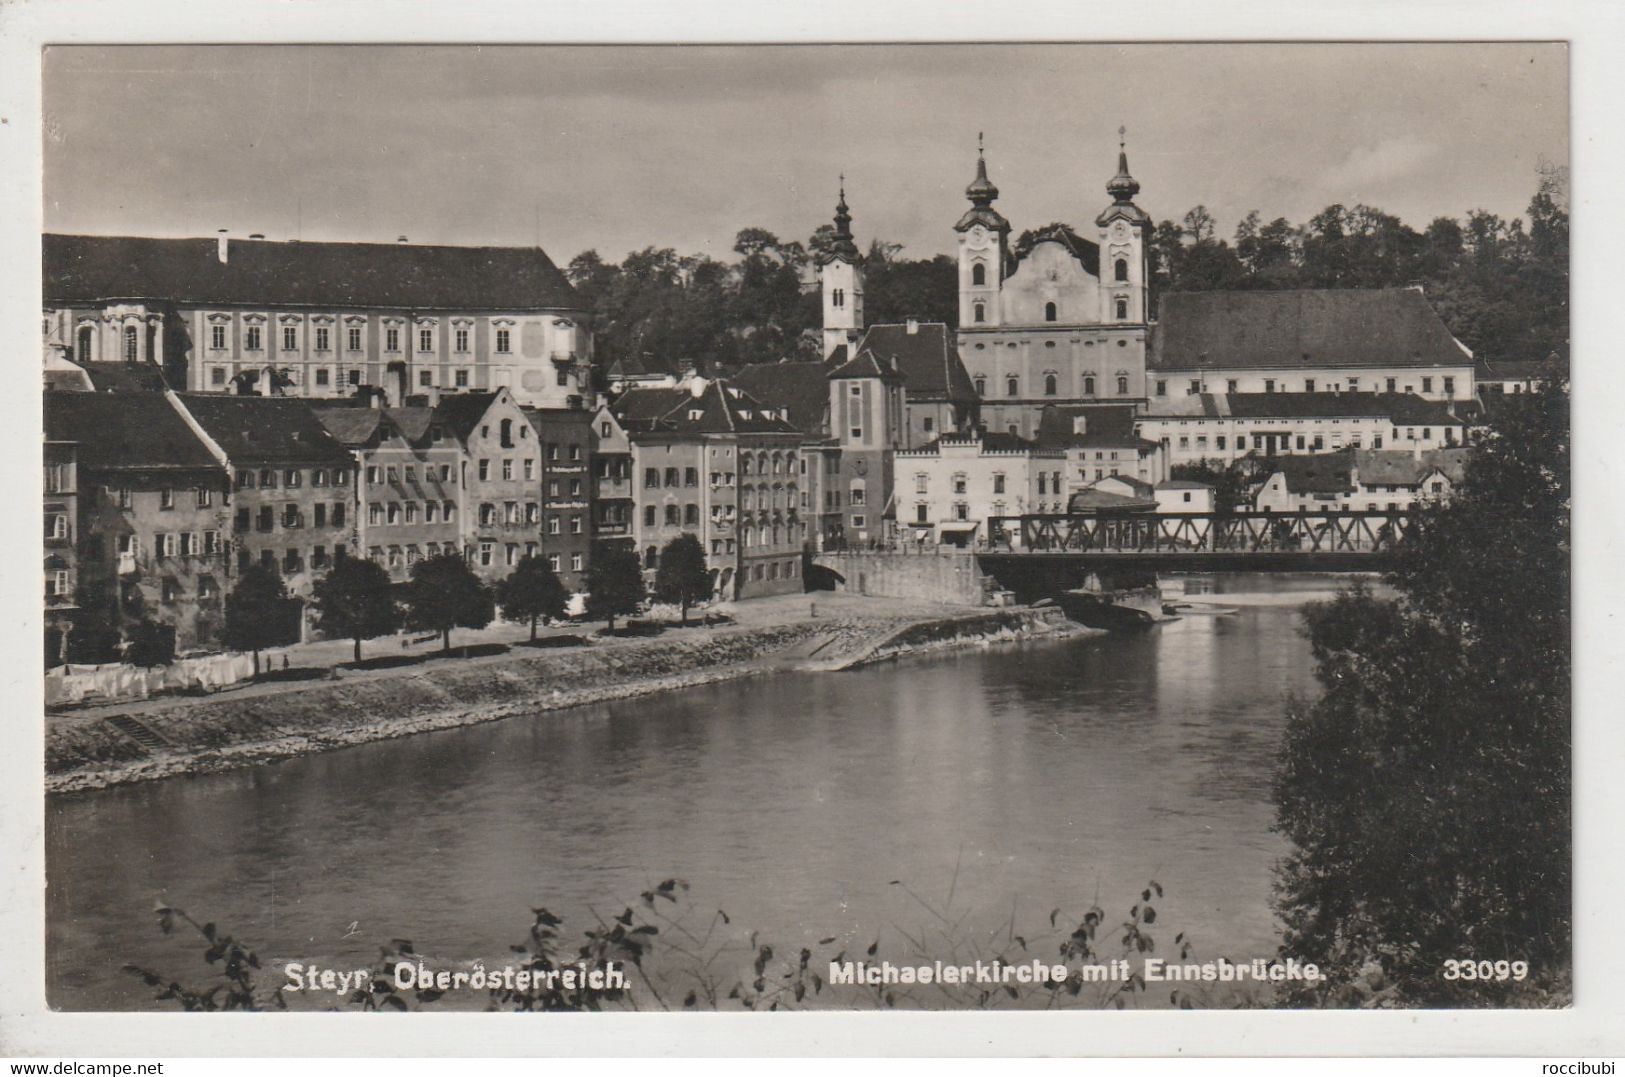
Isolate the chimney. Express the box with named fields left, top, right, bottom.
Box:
left=216, top=229, right=229, bottom=264
left=906, top=319, right=919, bottom=335
left=397, top=235, right=409, bottom=244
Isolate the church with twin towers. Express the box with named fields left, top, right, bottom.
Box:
left=818, top=130, right=1156, bottom=440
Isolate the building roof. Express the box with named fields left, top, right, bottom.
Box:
left=1145, top=390, right=1473, bottom=425
left=827, top=347, right=901, bottom=383
left=854, top=323, right=978, bottom=404
left=80, top=361, right=172, bottom=393
left=1033, top=404, right=1159, bottom=451
left=1353, top=447, right=1472, bottom=487
left=1095, top=475, right=1155, bottom=497
left=43, top=391, right=222, bottom=473
left=1267, top=450, right=1356, bottom=496
left=1066, top=489, right=1158, bottom=513
left=1156, top=479, right=1214, bottom=491
left=1475, top=358, right=1548, bottom=380
left=313, top=405, right=438, bottom=447
left=177, top=394, right=352, bottom=465
left=432, top=391, right=500, bottom=442
left=1149, top=288, right=1472, bottom=373
left=1007, top=224, right=1101, bottom=280
left=522, top=405, right=593, bottom=436
left=44, top=233, right=582, bottom=312
left=611, top=379, right=800, bottom=437
left=730, top=361, right=832, bottom=437
left=604, top=352, right=680, bottom=381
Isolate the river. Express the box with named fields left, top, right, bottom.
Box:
left=46, top=574, right=1352, bottom=1010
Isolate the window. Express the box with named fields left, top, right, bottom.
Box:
left=159, top=487, right=175, bottom=510
left=210, top=324, right=226, bottom=351
left=852, top=514, right=866, bottom=529
left=502, top=459, right=514, bottom=481
left=1305, top=379, right=1316, bottom=393
left=973, top=377, right=987, bottom=397
left=196, top=487, right=212, bottom=507
left=526, top=502, right=539, bottom=524
left=665, top=467, right=680, bottom=487
left=283, top=326, right=298, bottom=351
left=455, top=327, right=469, bottom=352
left=832, top=288, right=844, bottom=308
left=644, top=468, right=659, bottom=489
left=347, top=326, right=363, bottom=352
left=971, top=262, right=986, bottom=286
left=504, top=501, right=519, bottom=524
left=419, top=327, right=433, bottom=352
left=385, top=327, right=400, bottom=352
left=644, top=505, right=656, bottom=527
left=348, top=369, right=362, bottom=387
left=850, top=482, right=866, bottom=506
left=284, top=468, right=302, bottom=488
left=387, top=503, right=402, bottom=524
left=1443, top=376, right=1455, bottom=395
left=1044, top=373, right=1058, bottom=396
left=1189, top=379, right=1201, bottom=395
left=952, top=473, right=967, bottom=495
left=495, top=328, right=511, bottom=353
left=480, top=542, right=494, bottom=567
left=455, top=370, right=469, bottom=388
left=683, top=505, right=698, bottom=526
left=245, top=326, right=262, bottom=352
left=1264, top=379, right=1276, bottom=393
left=1114, top=257, right=1129, bottom=282
left=1044, top=301, right=1058, bottom=322
left=1117, top=375, right=1129, bottom=395
left=479, top=503, right=495, bottom=526
left=419, top=370, right=432, bottom=387
left=973, top=302, right=985, bottom=324
left=1006, top=376, right=1018, bottom=397
left=571, top=552, right=583, bottom=572
left=664, top=505, right=679, bottom=526
left=1422, top=377, right=1434, bottom=393
left=524, top=458, right=535, bottom=480
left=993, top=473, right=1005, bottom=495
left=1115, top=298, right=1128, bottom=320
left=478, top=459, right=491, bottom=481
left=313, top=326, right=330, bottom=352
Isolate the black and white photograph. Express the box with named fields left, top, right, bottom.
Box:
left=4, top=6, right=1615, bottom=1062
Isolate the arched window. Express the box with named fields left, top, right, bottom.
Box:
left=1115, top=258, right=1129, bottom=282
left=1115, top=298, right=1129, bottom=320
left=973, top=377, right=987, bottom=397
left=1084, top=375, right=1096, bottom=396
left=1044, top=373, right=1058, bottom=396
left=973, top=302, right=985, bottom=324
left=971, top=262, right=986, bottom=286
left=1044, top=301, right=1057, bottom=322
left=1117, top=375, right=1129, bottom=395
left=123, top=325, right=138, bottom=363
left=76, top=325, right=93, bottom=364
left=1006, top=376, right=1018, bottom=398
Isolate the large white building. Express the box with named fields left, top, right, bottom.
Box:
left=43, top=232, right=594, bottom=409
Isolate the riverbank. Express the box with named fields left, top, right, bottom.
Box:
left=46, top=599, right=1088, bottom=794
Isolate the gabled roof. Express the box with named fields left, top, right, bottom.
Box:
left=1354, top=447, right=1472, bottom=487
left=611, top=379, right=800, bottom=437
left=1267, top=450, right=1356, bottom=496
left=81, top=361, right=172, bottom=393
left=1034, top=404, right=1157, bottom=450
left=432, top=391, right=501, bottom=441
left=178, top=394, right=352, bottom=465
left=1007, top=225, right=1100, bottom=280
left=730, top=361, right=832, bottom=437
left=828, top=347, right=901, bottom=383
left=854, top=323, right=977, bottom=404
left=1066, top=489, right=1157, bottom=513
left=44, top=391, right=222, bottom=473
left=1094, top=475, right=1155, bottom=497
left=313, top=405, right=439, bottom=447
left=1150, top=289, right=1472, bottom=372
left=44, top=233, right=583, bottom=312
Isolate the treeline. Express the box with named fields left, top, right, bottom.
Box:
left=566, top=230, right=954, bottom=378
left=566, top=166, right=1567, bottom=376
left=1150, top=166, right=1569, bottom=365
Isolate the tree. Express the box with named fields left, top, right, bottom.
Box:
left=586, top=543, right=645, bottom=633
left=1273, top=375, right=1570, bottom=1006
left=124, top=618, right=176, bottom=668
left=312, top=556, right=401, bottom=664
left=402, top=551, right=494, bottom=654
left=221, top=564, right=302, bottom=676
left=652, top=533, right=712, bottom=625
left=65, top=579, right=123, bottom=664
left=497, top=554, right=570, bottom=641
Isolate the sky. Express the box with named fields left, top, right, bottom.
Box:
left=42, top=43, right=1568, bottom=266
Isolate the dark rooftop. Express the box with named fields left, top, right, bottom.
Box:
left=730, top=361, right=833, bottom=437
left=44, top=391, right=222, bottom=473
left=45, top=233, right=583, bottom=312
left=1150, top=288, right=1472, bottom=372
left=178, top=394, right=353, bottom=465
left=854, top=323, right=978, bottom=404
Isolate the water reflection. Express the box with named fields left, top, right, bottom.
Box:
left=47, top=575, right=1346, bottom=1010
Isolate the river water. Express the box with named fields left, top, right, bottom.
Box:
left=46, top=574, right=1349, bottom=1010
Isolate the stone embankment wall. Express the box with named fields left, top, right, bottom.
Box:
left=828, top=607, right=1082, bottom=670
left=812, top=551, right=990, bottom=606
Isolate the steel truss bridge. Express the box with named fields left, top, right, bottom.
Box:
left=976, top=509, right=1416, bottom=589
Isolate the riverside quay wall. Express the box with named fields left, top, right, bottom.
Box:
left=813, top=550, right=994, bottom=606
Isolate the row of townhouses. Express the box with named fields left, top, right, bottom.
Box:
left=41, top=136, right=1548, bottom=662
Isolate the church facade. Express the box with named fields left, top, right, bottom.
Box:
left=953, top=136, right=1154, bottom=439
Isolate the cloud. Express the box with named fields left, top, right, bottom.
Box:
left=1317, top=137, right=1440, bottom=194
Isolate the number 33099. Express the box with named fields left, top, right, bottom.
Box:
left=1442, top=959, right=1528, bottom=981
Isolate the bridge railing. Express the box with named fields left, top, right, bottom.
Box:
left=985, top=510, right=1417, bottom=555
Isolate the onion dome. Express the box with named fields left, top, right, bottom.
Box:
left=819, top=177, right=863, bottom=265
left=955, top=133, right=1011, bottom=234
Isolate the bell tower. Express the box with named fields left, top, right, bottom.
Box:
left=954, top=134, right=1010, bottom=330
left=819, top=178, right=865, bottom=361
left=1095, top=127, right=1151, bottom=325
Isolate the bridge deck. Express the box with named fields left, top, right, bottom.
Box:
left=986, top=509, right=1415, bottom=557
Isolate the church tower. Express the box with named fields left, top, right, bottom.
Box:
left=819, top=179, right=865, bottom=362
left=955, top=135, right=1011, bottom=330
left=1095, top=128, right=1152, bottom=325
